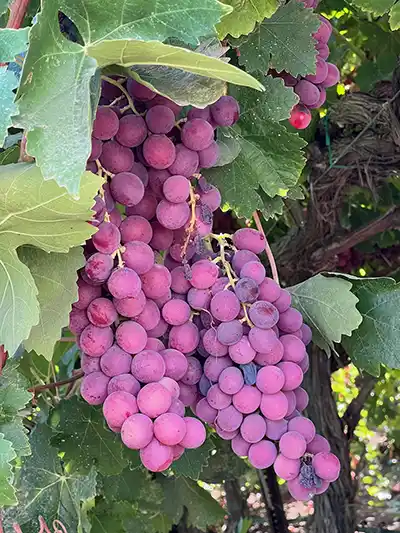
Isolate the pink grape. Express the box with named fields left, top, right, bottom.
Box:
left=208, top=276, right=229, bottom=296
left=181, top=356, right=202, bottom=385
left=141, top=265, right=172, bottom=299
left=81, top=371, right=110, bottom=405
left=233, top=385, right=261, bottom=414
left=80, top=353, right=100, bottom=374
left=284, top=390, right=296, bottom=416
left=179, top=417, right=206, bottom=448
left=85, top=253, right=113, bottom=283
left=154, top=412, right=187, bottom=445
left=317, top=42, right=329, bottom=60
left=148, top=168, right=171, bottom=197
left=274, top=289, right=291, bottom=313
left=190, top=260, right=219, bottom=289
left=109, top=172, right=145, bottom=207
left=188, top=106, right=211, bottom=121
left=140, top=438, right=173, bottom=472
left=240, top=414, right=267, bottom=443
left=172, top=444, right=185, bottom=460
left=277, top=361, right=303, bottom=391
left=248, top=440, right=277, bottom=469
left=305, top=57, right=328, bottom=84
left=168, top=398, right=186, bottom=417
left=148, top=318, right=169, bottom=338
left=146, top=94, right=181, bottom=115
left=240, top=262, right=266, bottom=284
left=232, top=434, right=251, bottom=456
left=127, top=79, right=156, bottom=101
left=156, top=200, right=190, bottom=230
left=254, top=341, right=284, bottom=366
left=92, top=222, right=121, bottom=254
left=162, top=299, right=191, bottom=326
left=115, top=321, right=147, bottom=354
left=258, top=277, right=281, bottom=302
left=163, top=175, right=190, bottom=203
left=198, top=141, right=220, bottom=168
left=215, top=424, right=238, bottom=440
left=232, top=228, right=265, bottom=254
left=202, top=328, right=228, bottom=357
left=107, top=373, right=141, bottom=396
left=219, top=367, right=244, bottom=395
left=288, top=416, right=316, bottom=444
left=73, top=279, right=102, bottom=310
left=260, top=391, right=288, bottom=420
left=321, top=63, right=340, bottom=88
left=100, top=345, right=132, bottom=377
left=217, top=320, right=243, bottom=346
left=131, top=350, right=166, bottom=383
left=103, top=391, right=138, bottom=429
left=207, top=384, right=232, bottom=409
left=295, top=80, right=320, bottom=107
left=256, top=366, right=285, bottom=394
left=160, top=349, right=189, bottom=380
left=178, top=383, right=198, bottom=406
left=210, top=96, right=240, bottom=127
left=121, top=413, right=153, bottom=449
left=204, top=356, right=231, bottom=382
left=217, top=405, right=243, bottom=432
left=143, top=134, right=176, bottom=169
left=169, top=322, right=199, bottom=353
left=100, top=140, right=134, bottom=173
left=229, top=336, right=256, bottom=364
left=135, top=300, right=160, bottom=331
left=113, top=291, right=146, bottom=318
left=301, top=324, right=312, bottom=345
left=249, top=301, right=279, bottom=329
left=181, top=119, right=214, bottom=151
left=146, top=105, right=175, bottom=134
left=313, top=15, right=332, bottom=43
left=127, top=191, right=158, bottom=219
left=313, top=452, right=340, bottom=481
left=279, top=431, right=307, bottom=459
left=198, top=184, right=221, bottom=211
left=153, top=290, right=172, bottom=309
left=108, top=267, right=141, bottom=299
left=278, top=308, right=303, bottom=333
left=294, top=387, right=309, bottom=411
left=187, top=288, right=212, bottom=310
left=210, top=290, right=240, bottom=322
left=69, top=308, right=90, bottom=335
left=158, top=377, right=180, bottom=398
left=122, top=241, right=154, bottom=275
left=287, top=477, right=315, bottom=500
left=87, top=298, right=117, bottom=328
left=137, top=382, right=172, bottom=418
left=307, top=434, right=331, bottom=454
left=80, top=324, right=113, bottom=357
left=196, top=398, right=217, bottom=423
left=120, top=215, right=153, bottom=244
left=281, top=335, right=306, bottom=363
left=167, top=143, right=199, bottom=177
left=115, top=114, right=147, bottom=147
left=299, top=353, right=309, bottom=373
left=92, top=106, right=119, bottom=140
left=265, top=419, right=288, bottom=440
left=248, top=327, right=277, bottom=353
left=88, top=137, right=103, bottom=161
left=274, top=454, right=301, bottom=481
left=170, top=266, right=191, bottom=294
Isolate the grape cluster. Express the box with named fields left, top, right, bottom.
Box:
left=284, top=0, right=340, bottom=129
left=69, top=77, right=340, bottom=496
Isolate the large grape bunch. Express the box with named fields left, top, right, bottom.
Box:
left=279, top=0, right=340, bottom=130
left=69, top=76, right=340, bottom=496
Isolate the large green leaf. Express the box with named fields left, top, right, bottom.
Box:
left=16, top=0, right=261, bottom=195
left=0, top=435, right=17, bottom=506
left=0, top=28, right=29, bottom=62
left=217, top=0, right=279, bottom=38
left=160, top=476, right=225, bottom=529
left=0, top=68, right=18, bottom=149
left=172, top=434, right=215, bottom=479
left=0, top=164, right=100, bottom=355
left=341, top=277, right=400, bottom=376
left=19, top=247, right=84, bottom=360
left=237, top=1, right=320, bottom=77
left=4, top=424, right=97, bottom=532
left=101, top=467, right=163, bottom=507
left=389, top=2, right=400, bottom=30
left=349, top=0, right=395, bottom=16
left=288, top=274, right=363, bottom=355
left=52, top=398, right=129, bottom=475
left=88, top=500, right=127, bottom=533
left=199, top=439, right=248, bottom=484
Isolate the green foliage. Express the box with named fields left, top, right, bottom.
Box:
left=349, top=0, right=400, bottom=30
left=288, top=274, right=363, bottom=355
left=0, top=68, right=18, bottom=148
left=172, top=434, right=215, bottom=479
left=216, top=0, right=279, bottom=38
left=236, top=1, right=320, bottom=76
left=0, top=435, right=17, bottom=506
left=0, top=28, right=29, bottom=62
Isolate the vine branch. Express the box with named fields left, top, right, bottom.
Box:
left=342, top=373, right=377, bottom=440
left=6, top=0, right=30, bottom=29
left=253, top=210, right=280, bottom=285
left=28, top=371, right=84, bottom=394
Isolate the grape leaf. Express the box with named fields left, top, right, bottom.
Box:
left=348, top=0, right=395, bottom=16
left=16, top=0, right=261, bottom=195
left=0, top=68, right=18, bottom=149
left=0, top=0, right=10, bottom=15
left=19, top=247, right=84, bottom=361
left=1, top=420, right=30, bottom=458
left=200, top=439, right=248, bottom=483
left=237, top=1, right=320, bottom=77
left=172, top=435, right=215, bottom=479
left=216, top=0, right=279, bottom=38
left=288, top=274, right=363, bottom=355
left=88, top=500, right=128, bottom=533
left=0, top=145, right=19, bottom=164
left=52, top=398, right=129, bottom=475
left=339, top=277, right=400, bottom=376
left=0, top=28, right=29, bottom=62
left=0, top=164, right=100, bottom=355
left=390, top=3, right=400, bottom=30
left=101, top=467, right=163, bottom=506
left=215, top=132, right=242, bottom=167
left=160, top=476, right=225, bottom=529
left=4, top=424, right=97, bottom=532
left=0, top=435, right=17, bottom=506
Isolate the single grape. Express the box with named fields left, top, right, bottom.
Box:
left=141, top=264, right=172, bottom=299
left=189, top=260, right=219, bottom=290
left=241, top=414, right=267, bottom=444
left=274, top=289, right=292, bottom=313
left=73, top=279, right=102, bottom=310
left=107, top=373, right=141, bottom=396
left=300, top=324, right=312, bottom=346
left=148, top=168, right=171, bottom=197
left=229, top=336, right=256, bottom=364
left=232, top=249, right=260, bottom=274
left=248, top=440, right=277, bottom=469
left=307, top=434, right=331, bottom=454
left=281, top=335, right=306, bottom=363
left=170, top=266, right=191, bottom=294
left=265, top=419, right=288, bottom=440
left=167, top=143, right=199, bottom=177
left=188, top=106, right=211, bottom=121
left=316, top=42, right=329, bottom=60
left=113, top=291, right=146, bottom=318
left=163, top=175, right=190, bottom=203
left=217, top=405, right=243, bottom=432
left=135, top=299, right=161, bottom=331
left=131, top=349, right=165, bottom=383
left=202, top=328, right=228, bottom=357
left=187, top=288, right=212, bottom=310
left=121, top=413, right=154, bottom=450
left=233, top=385, right=261, bottom=414
left=299, top=353, right=309, bottom=373
left=198, top=185, right=221, bottom=213
left=80, top=324, right=113, bottom=357
left=153, top=290, right=172, bottom=309
left=313, top=15, right=332, bottom=44
left=146, top=94, right=181, bottom=116
left=126, top=191, right=158, bottom=220
left=103, top=391, right=138, bottom=430
left=258, top=277, right=281, bottom=302
left=235, top=277, right=259, bottom=304
left=179, top=417, right=206, bottom=448
left=143, top=134, right=176, bottom=169
left=168, top=398, right=186, bottom=417
left=256, top=366, right=285, bottom=394
left=88, top=137, right=103, bottom=161
left=294, top=387, right=309, bottom=412
left=207, top=384, right=232, bottom=409
left=217, top=320, right=243, bottom=346
left=107, top=267, right=141, bottom=300
left=110, top=172, right=145, bottom=207
left=137, top=382, right=172, bottom=418
left=279, top=430, right=307, bottom=459
left=249, top=301, right=279, bottom=329
left=305, top=57, right=328, bottom=84
left=146, top=105, right=175, bottom=134
left=284, top=390, right=297, bottom=417
left=69, top=308, right=90, bottom=335
left=100, top=140, right=134, bottom=173
left=218, top=367, right=244, bottom=395
left=81, top=371, right=110, bottom=405
left=150, top=221, right=174, bottom=251
left=277, top=361, right=304, bottom=391
left=127, top=79, right=156, bottom=101
left=92, top=222, right=121, bottom=254
left=116, top=115, right=148, bottom=147
left=215, top=424, right=238, bottom=440
left=232, top=434, right=251, bottom=457
left=198, top=141, right=220, bottom=169
left=295, top=80, right=320, bottom=107
left=120, top=215, right=153, bottom=244
left=278, top=308, right=303, bottom=333
left=81, top=353, right=100, bottom=374
left=181, top=356, right=202, bottom=385
left=115, top=321, right=147, bottom=354
left=140, top=438, right=173, bottom=472
left=147, top=318, right=169, bottom=338
left=99, top=344, right=131, bottom=377
left=181, top=119, right=214, bottom=151
left=158, top=377, right=180, bottom=398
left=178, top=382, right=198, bottom=406
left=160, top=347, right=189, bottom=381
left=169, top=321, right=199, bottom=353
left=121, top=241, right=154, bottom=275
left=240, top=262, right=266, bottom=284
left=313, top=452, right=340, bottom=481
left=154, top=412, right=187, bottom=446
left=156, top=199, right=190, bottom=230
left=210, top=290, right=240, bottom=322
left=210, top=96, right=240, bottom=127
left=320, top=63, right=340, bottom=88
left=85, top=253, right=114, bottom=283
left=92, top=106, right=119, bottom=140
left=202, top=357, right=230, bottom=385
left=195, top=397, right=217, bottom=423
left=172, top=444, right=185, bottom=460
left=260, top=391, right=289, bottom=420
left=248, top=327, right=277, bottom=352
left=288, top=416, right=316, bottom=444
left=87, top=298, right=117, bottom=328
left=274, top=454, right=301, bottom=481
left=161, top=299, right=190, bottom=326
left=232, top=228, right=265, bottom=254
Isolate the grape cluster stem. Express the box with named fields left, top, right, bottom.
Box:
left=101, top=75, right=142, bottom=116
left=253, top=210, right=279, bottom=285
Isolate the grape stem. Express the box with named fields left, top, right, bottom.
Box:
left=101, top=75, right=141, bottom=116
left=252, top=210, right=280, bottom=285
left=95, top=158, right=114, bottom=179
left=181, top=184, right=198, bottom=259
left=28, top=371, right=84, bottom=394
